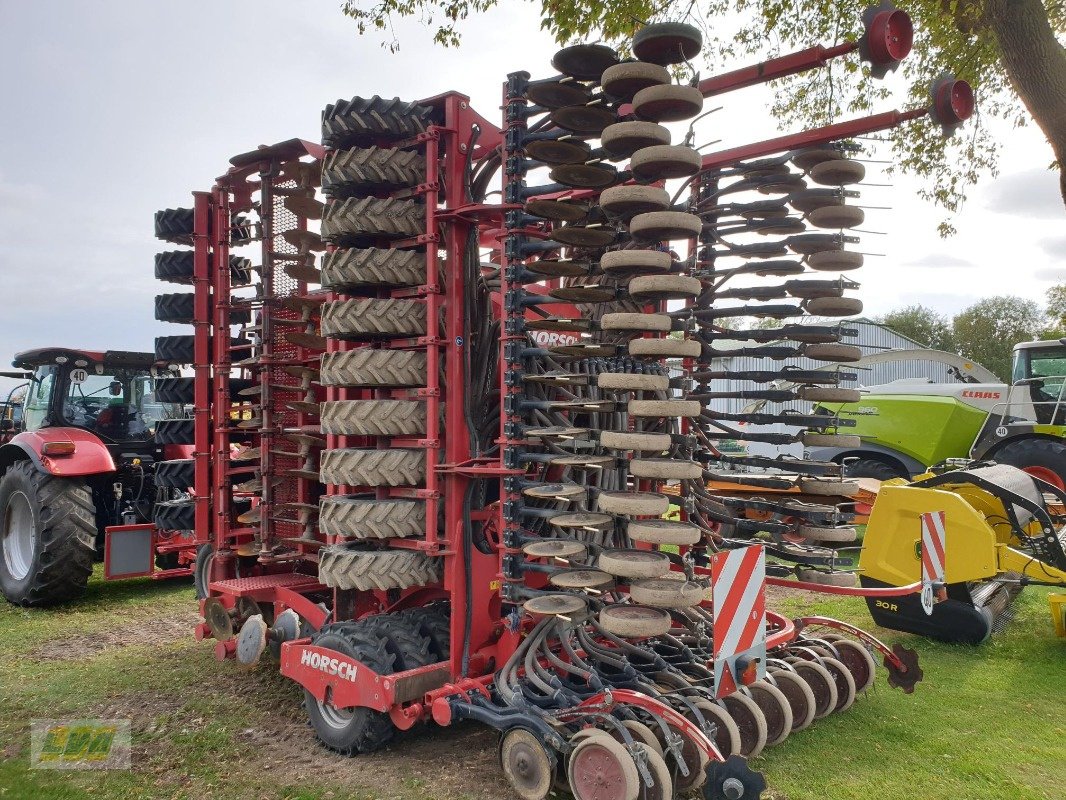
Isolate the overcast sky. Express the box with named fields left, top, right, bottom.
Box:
left=1, top=1, right=1063, bottom=398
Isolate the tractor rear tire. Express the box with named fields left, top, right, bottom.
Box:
left=844, top=458, right=907, bottom=481
left=304, top=622, right=399, bottom=755
left=0, top=461, right=96, bottom=606
left=989, top=438, right=1066, bottom=491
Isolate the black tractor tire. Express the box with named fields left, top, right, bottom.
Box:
left=844, top=458, right=907, bottom=481
left=155, top=294, right=250, bottom=326
left=155, top=377, right=195, bottom=405
left=154, top=419, right=194, bottom=445
left=395, top=604, right=451, bottom=662
left=304, top=621, right=399, bottom=755
left=321, top=95, right=434, bottom=148
left=0, top=461, right=96, bottom=606
left=154, top=208, right=195, bottom=245
left=154, top=499, right=194, bottom=532
left=155, top=459, right=194, bottom=490
left=989, top=438, right=1066, bottom=490
left=155, top=251, right=252, bottom=287
left=193, top=543, right=213, bottom=599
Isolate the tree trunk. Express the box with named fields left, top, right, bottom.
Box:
left=985, top=0, right=1066, bottom=204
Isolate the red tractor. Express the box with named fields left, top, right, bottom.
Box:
left=0, top=348, right=197, bottom=605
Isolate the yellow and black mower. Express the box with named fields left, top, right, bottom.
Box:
left=858, top=463, right=1066, bottom=644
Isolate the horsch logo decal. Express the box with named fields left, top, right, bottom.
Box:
left=301, top=648, right=359, bottom=681
left=531, top=331, right=580, bottom=347
left=961, top=390, right=1001, bottom=399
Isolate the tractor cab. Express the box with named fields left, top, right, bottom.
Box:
left=10, top=348, right=179, bottom=454
left=1006, top=340, right=1066, bottom=425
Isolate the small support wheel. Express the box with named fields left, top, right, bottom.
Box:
left=500, top=728, right=556, bottom=800
left=567, top=731, right=641, bottom=800
left=702, top=754, right=768, bottom=800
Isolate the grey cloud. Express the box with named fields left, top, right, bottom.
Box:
left=984, top=167, right=1063, bottom=219
left=903, top=253, right=973, bottom=268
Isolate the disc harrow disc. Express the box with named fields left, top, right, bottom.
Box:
left=523, top=539, right=588, bottom=559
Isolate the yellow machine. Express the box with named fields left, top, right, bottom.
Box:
left=858, top=464, right=1066, bottom=644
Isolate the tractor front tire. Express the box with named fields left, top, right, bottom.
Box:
left=844, top=458, right=907, bottom=481
left=0, top=461, right=96, bottom=606
left=990, top=438, right=1066, bottom=490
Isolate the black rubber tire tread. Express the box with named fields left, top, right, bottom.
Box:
left=318, top=497, right=426, bottom=539
left=304, top=621, right=397, bottom=754
left=321, top=95, right=433, bottom=148
left=321, top=298, right=426, bottom=339
left=320, top=449, right=426, bottom=487
left=989, top=438, right=1066, bottom=488
left=322, top=247, right=426, bottom=290
left=155, top=251, right=252, bottom=286
left=153, top=498, right=195, bottom=532
left=322, top=146, right=426, bottom=194
left=317, top=545, right=441, bottom=591
left=321, top=197, right=425, bottom=243
left=321, top=400, right=426, bottom=436
left=155, top=293, right=250, bottom=325
left=155, top=336, right=244, bottom=365
left=154, top=419, right=195, bottom=445
left=844, top=458, right=907, bottom=480
left=193, top=543, right=213, bottom=600
left=154, top=208, right=194, bottom=244
left=155, top=459, right=194, bottom=490
left=154, top=377, right=195, bottom=404
left=395, top=604, right=451, bottom=661
left=320, top=350, right=427, bottom=388
left=0, top=462, right=96, bottom=606
left=360, top=612, right=435, bottom=671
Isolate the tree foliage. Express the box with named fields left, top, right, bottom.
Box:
left=951, top=295, right=1043, bottom=380
left=341, top=0, right=1066, bottom=231
left=877, top=304, right=955, bottom=351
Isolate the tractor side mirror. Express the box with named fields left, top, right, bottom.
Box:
left=109, top=381, right=123, bottom=397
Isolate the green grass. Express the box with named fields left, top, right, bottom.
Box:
left=1, top=568, right=1064, bottom=800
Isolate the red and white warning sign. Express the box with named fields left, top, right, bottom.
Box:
left=711, top=545, right=767, bottom=696
left=919, top=510, right=947, bottom=615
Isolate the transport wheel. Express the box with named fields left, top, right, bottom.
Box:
left=788, top=659, right=837, bottom=719
left=820, top=656, right=857, bottom=713
left=769, top=669, right=817, bottom=731
left=990, top=438, right=1066, bottom=491
left=304, top=622, right=397, bottom=755
left=0, top=461, right=95, bottom=606
left=830, top=640, right=877, bottom=694
left=844, top=458, right=907, bottom=481
left=321, top=247, right=426, bottom=290
left=395, top=603, right=451, bottom=661
left=193, top=543, right=214, bottom=601
left=747, top=680, right=794, bottom=747
left=719, top=692, right=768, bottom=758
left=501, top=728, right=555, bottom=800
left=567, top=732, right=640, bottom=800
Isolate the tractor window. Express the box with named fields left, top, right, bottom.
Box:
left=1025, top=348, right=1066, bottom=400
left=61, top=369, right=178, bottom=442
left=23, top=368, right=55, bottom=432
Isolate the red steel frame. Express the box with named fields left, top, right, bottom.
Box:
left=194, top=28, right=952, bottom=725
